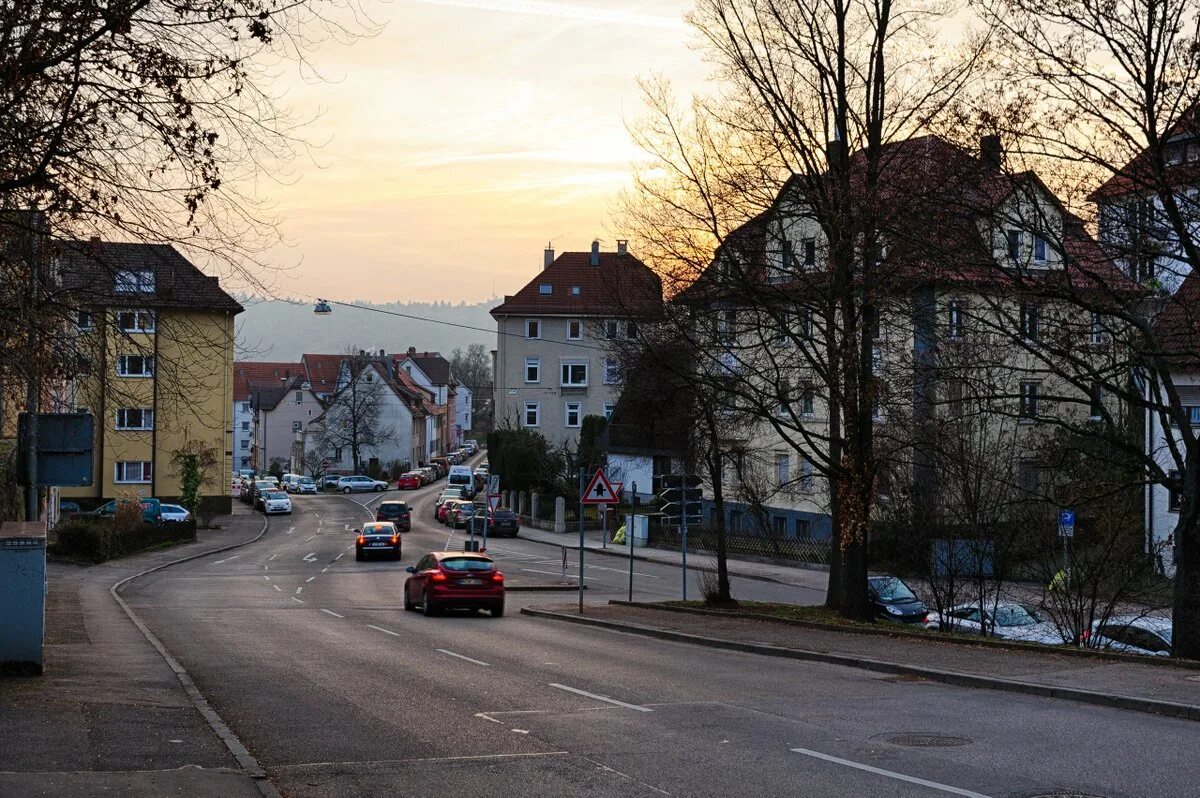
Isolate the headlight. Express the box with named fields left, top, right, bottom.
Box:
left=885, top=605, right=902, bottom=615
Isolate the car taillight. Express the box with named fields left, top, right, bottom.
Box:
left=390, top=535, right=398, bottom=544
left=492, top=571, right=504, bottom=582
left=356, top=535, right=365, bottom=545
left=430, top=571, right=447, bottom=582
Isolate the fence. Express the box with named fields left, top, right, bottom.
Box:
left=647, top=521, right=831, bottom=566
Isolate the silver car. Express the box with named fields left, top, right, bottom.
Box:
left=337, top=475, right=388, bottom=494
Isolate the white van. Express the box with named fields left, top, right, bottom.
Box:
left=448, top=465, right=475, bottom=496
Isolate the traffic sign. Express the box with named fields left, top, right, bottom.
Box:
left=1058, top=509, right=1075, bottom=539
left=581, top=468, right=619, bottom=504
left=488, top=493, right=501, bottom=511
left=487, top=474, right=500, bottom=495
left=611, top=481, right=623, bottom=498
left=659, top=474, right=702, bottom=525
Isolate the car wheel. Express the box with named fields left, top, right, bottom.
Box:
left=394, top=547, right=402, bottom=560
left=342, top=486, right=352, bottom=494
left=421, top=590, right=437, bottom=617
left=490, top=602, right=505, bottom=618
left=404, top=589, right=414, bottom=611
left=374, top=484, right=384, bottom=492
left=355, top=549, right=363, bottom=562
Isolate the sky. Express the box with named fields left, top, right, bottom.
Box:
left=257, top=0, right=707, bottom=303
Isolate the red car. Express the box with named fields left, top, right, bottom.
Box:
left=395, top=472, right=422, bottom=490
left=437, top=500, right=459, bottom=524
left=405, top=551, right=504, bottom=616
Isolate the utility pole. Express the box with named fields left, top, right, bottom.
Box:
left=22, top=217, right=44, bottom=522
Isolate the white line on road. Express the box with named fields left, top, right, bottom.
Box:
left=334, top=553, right=344, bottom=561
left=291, top=597, right=305, bottom=604
left=286, top=526, right=295, bottom=535
left=436, top=648, right=490, bottom=666
left=263, top=576, right=270, bottom=581
left=321, top=567, right=330, bottom=573
left=268, top=554, right=278, bottom=561
left=367, top=624, right=402, bottom=637
left=211, top=555, right=239, bottom=565
left=272, top=584, right=282, bottom=592
left=789, top=748, right=992, bottom=798
left=295, top=587, right=303, bottom=594
left=321, top=609, right=344, bottom=618
left=302, top=552, right=318, bottom=562
left=548, top=683, right=653, bottom=713
left=263, top=565, right=269, bottom=570
left=306, top=576, right=316, bottom=583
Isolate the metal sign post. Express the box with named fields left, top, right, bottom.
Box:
left=1058, top=509, right=1075, bottom=575
left=628, top=482, right=637, bottom=602
left=578, top=468, right=620, bottom=612
left=681, top=502, right=688, bottom=602
left=578, top=468, right=585, bottom=613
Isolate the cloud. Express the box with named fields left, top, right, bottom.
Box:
left=406, top=0, right=685, bottom=30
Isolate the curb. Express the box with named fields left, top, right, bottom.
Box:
left=520, top=607, right=1200, bottom=723
left=507, top=583, right=587, bottom=592
left=612, top=601, right=1200, bottom=671
left=110, top=514, right=283, bottom=798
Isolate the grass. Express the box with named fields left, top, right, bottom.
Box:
left=664, top=600, right=881, bottom=630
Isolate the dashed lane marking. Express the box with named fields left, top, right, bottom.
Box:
left=292, top=597, right=305, bottom=604
left=321, top=609, right=344, bottom=618
left=435, top=648, right=490, bottom=667
left=306, top=576, right=317, bottom=583
left=366, top=624, right=402, bottom=637
left=211, top=555, right=239, bottom=565
left=789, top=748, right=991, bottom=798
left=272, top=585, right=282, bottom=592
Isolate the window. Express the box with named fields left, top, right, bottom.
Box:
left=524, top=357, right=540, bottom=383
left=803, top=238, right=816, bottom=268
left=1168, top=470, right=1182, bottom=512
left=524, top=401, right=540, bottom=427
left=795, top=518, right=812, bottom=537
left=1020, top=302, right=1039, bottom=342
left=603, top=357, right=619, bottom=385
left=571, top=285, right=581, bottom=296
left=773, top=516, right=787, bottom=537
left=1020, top=381, right=1039, bottom=419
left=77, top=311, right=94, bottom=330
left=292, top=421, right=303, bottom=433
left=115, top=408, right=154, bottom=430
left=241, top=421, right=250, bottom=431
left=800, top=389, right=816, bottom=417
left=525, top=319, right=541, bottom=339
left=716, top=309, right=737, bottom=345
left=1033, top=235, right=1048, bottom=263
left=242, top=401, right=251, bottom=413
left=605, top=319, right=620, bottom=339
left=780, top=240, right=794, bottom=273
left=947, top=300, right=963, bottom=340
left=799, top=457, right=815, bottom=491
left=561, top=361, right=588, bottom=387
left=568, top=320, right=582, bottom=340
left=295, top=391, right=303, bottom=404
left=115, top=269, right=155, bottom=293
left=538, top=283, right=552, bottom=295
left=565, top=401, right=582, bottom=427
left=1089, top=383, right=1104, bottom=420
left=626, top=321, right=638, bottom=340
left=116, top=310, right=154, bottom=333
left=115, top=461, right=152, bottom=483
left=240, top=439, right=250, bottom=450
left=871, top=346, right=883, bottom=375
left=116, top=354, right=154, bottom=377
left=777, top=379, right=791, bottom=417
left=1007, top=230, right=1023, bottom=261
left=776, top=453, right=790, bottom=487
left=800, top=309, right=814, bottom=340
left=604, top=402, right=615, bottom=419
left=1090, top=313, right=1104, bottom=345
left=946, top=380, right=965, bottom=417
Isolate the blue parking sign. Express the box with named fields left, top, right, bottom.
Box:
left=1059, top=510, right=1074, bottom=526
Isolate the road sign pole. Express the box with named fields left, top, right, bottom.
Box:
left=681, top=494, right=688, bottom=602
left=629, top=482, right=637, bottom=602
left=578, top=468, right=585, bottom=613
left=601, top=505, right=607, bottom=549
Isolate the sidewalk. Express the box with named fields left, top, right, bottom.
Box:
left=516, top=525, right=829, bottom=592
left=523, top=602, right=1200, bottom=721
left=0, top=509, right=270, bottom=797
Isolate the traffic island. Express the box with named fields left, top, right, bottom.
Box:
left=520, top=602, right=1200, bottom=722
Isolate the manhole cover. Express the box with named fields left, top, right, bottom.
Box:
left=871, top=732, right=971, bottom=747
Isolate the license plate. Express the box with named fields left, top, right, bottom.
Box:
left=369, top=542, right=388, bottom=547
left=459, top=578, right=482, bottom=586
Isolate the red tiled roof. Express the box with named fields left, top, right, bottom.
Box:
left=301, top=354, right=346, bottom=393
left=1089, top=104, right=1200, bottom=201
left=1155, top=272, right=1200, bottom=369
left=491, top=250, right=663, bottom=317
left=234, top=361, right=304, bottom=402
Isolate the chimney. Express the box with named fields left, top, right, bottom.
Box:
left=543, top=243, right=554, bottom=270
left=379, top=348, right=386, bottom=357
left=616, top=240, right=628, bottom=256
left=590, top=240, right=600, bottom=266
left=980, top=135, right=1003, bottom=169
left=89, top=235, right=101, bottom=242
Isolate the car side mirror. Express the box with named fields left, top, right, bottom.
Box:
left=405, top=566, right=416, bottom=573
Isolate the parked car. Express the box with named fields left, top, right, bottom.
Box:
left=1091, top=615, right=1172, bottom=656
left=337, top=475, right=388, bottom=494
left=376, top=500, right=411, bottom=531
left=280, top=474, right=302, bottom=492
left=253, top=480, right=278, bottom=510
left=451, top=502, right=479, bottom=529
left=435, top=488, right=466, bottom=518
left=448, top=464, right=475, bottom=496
left=319, top=474, right=342, bottom=490
left=431, top=456, right=451, bottom=475
left=474, top=464, right=489, bottom=477
left=355, top=521, right=401, bottom=561
left=404, top=551, right=504, bottom=616
left=160, top=504, right=192, bottom=523
left=486, top=508, right=519, bottom=537
left=419, top=466, right=439, bottom=484
left=295, top=476, right=318, bottom=494
left=90, top=497, right=163, bottom=525
left=440, top=499, right=468, bottom=525
left=866, top=575, right=928, bottom=624
left=58, top=500, right=81, bottom=516
left=262, top=491, right=292, bottom=515
left=463, top=439, right=479, bottom=453
left=396, top=472, right=423, bottom=490
left=923, top=601, right=1065, bottom=644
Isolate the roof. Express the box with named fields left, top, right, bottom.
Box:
left=1154, top=272, right=1200, bottom=369
left=234, top=362, right=304, bottom=402
left=59, top=240, right=243, bottom=314
left=1089, top=104, right=1200, bottom=201
left=403, top=350, right=451, bottom=385
left=491, top=249, right=663, bottom=318
left=301, top=354, right=347, bottom=393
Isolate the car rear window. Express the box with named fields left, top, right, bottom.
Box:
left=380, top=502, right=409, bottom=512
left=440, top=557, right=494, bottom=572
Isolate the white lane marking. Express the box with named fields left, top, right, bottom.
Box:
left=263, top=565, right=269, bottom=570
left=790, top=748, right=992, bottom=798
left=274, top=751, right=570, bottom=769
left=302, top=552, right=318, bottom=562
left=278, top=544, right=299, bottom=552
left=548, top=683, right=653, bottom=713
left=273, top=585, right=282, bottom=592
left=304, top=535, right=315, bottom=542
left=474, top=712, right=504, bottom=724
left=322, top=567, right=330, bottom=573
left=286, top=526, right=295, bottom=535
left=521, top=568, right=589, bottom=581
left=436, top=648, right=490, bottom=667
left=268, top=554, right=278, bottom=561
left=444, top=534, right=454, bottom=549
left=367, top=624, right=402, bottom=637
left=211, top=555, right=239, bottom=565
left=306, top=576, right=317, bottom=583
left=346, top=545, right=354, bottom=550
left=334, top=553, right=344, bottom=561
left=511, top=729, right=529, bottom=734
left=263, top=576, right=271, bottom=581
left=295, top=587, right=303, bottom=594
left=321, top=609, right=344, bottom=618
left=292, top=597, right=305, bottom=604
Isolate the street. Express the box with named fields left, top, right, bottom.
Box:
left=124, top=481, right=1198, bottom=797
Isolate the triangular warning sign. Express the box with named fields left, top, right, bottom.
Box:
left=581, top=468, right=619, bottom=504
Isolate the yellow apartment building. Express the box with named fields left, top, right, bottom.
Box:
left=58, top=241, right=242, bottom=513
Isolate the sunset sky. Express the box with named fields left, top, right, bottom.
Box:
left=261, top=0, right=706, bottom=304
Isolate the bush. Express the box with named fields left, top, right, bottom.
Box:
left=114, top=493, right=142, bottom=534
left=52, top=518, right=114, bottom=563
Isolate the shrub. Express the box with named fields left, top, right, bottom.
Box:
left=52, top=518, right=114, bottom=563
left=113, top=493, right=142, bottom=534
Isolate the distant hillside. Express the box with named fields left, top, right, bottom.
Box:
left=235, top=296, right=498, bottom=361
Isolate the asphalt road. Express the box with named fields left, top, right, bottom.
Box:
left=124, top=479, right=1199, bottom=797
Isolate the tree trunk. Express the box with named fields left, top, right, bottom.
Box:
left=710, top=453, right=733, bottom=604
left=837, top=461, right=875, bottom=620
left=1173, top=453, right=1200, bottom=658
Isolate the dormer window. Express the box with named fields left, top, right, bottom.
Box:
left=115, top=269, right=154, bottom=293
